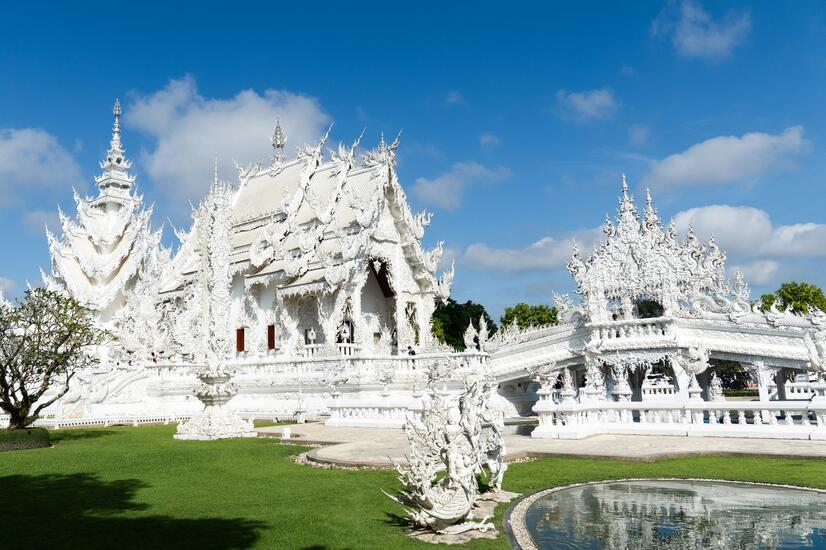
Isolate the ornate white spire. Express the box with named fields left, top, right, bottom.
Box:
left=271, top=118, right=286, bottom=164
left=643, top=188, right=660, bottom=229
left=568, top=181, right=732, bottom=322
left=96, top=98, right=135, bottom=193
left=47, top=99, right=161, bottom=319
left=617, top=174, right=638, bottom=229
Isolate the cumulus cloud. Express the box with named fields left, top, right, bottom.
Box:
left=461, top=228, right=601, bottom=273
left=125, top=76, right=331, bottom=215
left=556, top=88, right=618, bottom=122
left=0, top=276, right=15, bottom=295
left=23, top=209, right=60, bottom=235
left=628, top=124, right=649, bottom=145
left=479, top=132, right=501, bottom=148
left=437, top=245, right=459, bottom=273
left=0, top=128, right=82, bottom=206
left=673, top=204, right=826, bottom=259
left=733, top=260, right=780, bottom=286
left=411, top=162, right=509, bottom=210
left=652, top=0, right=751, bottom=61
left=643, top=127, right=808, bottom=190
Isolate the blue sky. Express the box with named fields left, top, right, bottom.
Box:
left=1, top=1, right=825, bottom=319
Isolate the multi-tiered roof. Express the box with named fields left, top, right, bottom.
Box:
left=568, top=177, right=728, bottom=322
left=45, top=101, right=161, bottom=318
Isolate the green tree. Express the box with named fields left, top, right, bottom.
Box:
left=500, top=303, right=558, bottom=330
left=431, top=298, right=496, bottom=351
left=0, top=288, right=105, bottom=429
left=758, top=281, right=826, bottom=315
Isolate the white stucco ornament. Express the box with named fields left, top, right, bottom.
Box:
left=175, top=178, right=255, bottom=440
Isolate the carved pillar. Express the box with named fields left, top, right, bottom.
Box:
left=669, top=356, right=691, bottom=402
left=743, top=360, right=779, bottom=423
left=775, top=368, right=789, bottom=401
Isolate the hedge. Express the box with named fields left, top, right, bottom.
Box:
left=0, top=427, right=51, bottom=451
left=723, top=389, right=760, bottom=398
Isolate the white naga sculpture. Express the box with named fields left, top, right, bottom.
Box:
left=175, top=178, right=255, bottom=440
left=387, top=366, right=506, bottom=535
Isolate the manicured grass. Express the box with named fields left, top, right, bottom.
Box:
left=1, top=425, right=825, bottom=549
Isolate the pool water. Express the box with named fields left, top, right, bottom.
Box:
left=523, top=480, right=826, bottom=549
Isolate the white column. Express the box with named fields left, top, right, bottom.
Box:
left=670, top=356, right=691, bottom=402
left=744, top=360, right=778, bottom=423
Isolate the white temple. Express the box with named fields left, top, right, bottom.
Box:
left=37, top=101, right=826, bottom=442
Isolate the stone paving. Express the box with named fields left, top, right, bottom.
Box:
left=258, top=422, right=826, bottom=468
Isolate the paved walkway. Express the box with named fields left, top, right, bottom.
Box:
left=257, top=422, right=826, bottom=468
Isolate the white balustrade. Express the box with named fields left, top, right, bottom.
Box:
left=782, top=382, right=817, bottom=400
left=592, top=317, right=672, bottom=341
left=326, top=396, right=425, bottom=429
left=533, top=400, right=826, bottom=440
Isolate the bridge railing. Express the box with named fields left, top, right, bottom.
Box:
left=533, top=399, right=826, bottom=440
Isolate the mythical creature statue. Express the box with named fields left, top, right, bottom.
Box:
left=479, top=380, right=507, bottom=491
left=387, top=374, right=505, bottom=534
left=682, top=344, right=711, bottom=375
left=803, top=331, right=826, bottom=373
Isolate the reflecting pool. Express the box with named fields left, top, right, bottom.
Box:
left=522, top=480, right=826, bottom=549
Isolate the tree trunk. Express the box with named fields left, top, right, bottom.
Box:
left=6, top=408, right=33, bottom=430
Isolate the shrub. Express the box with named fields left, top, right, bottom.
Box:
left=723, top=389, right=759, bottom=398
left=0, top=427, right=51, bottom=451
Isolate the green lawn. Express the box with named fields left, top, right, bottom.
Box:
left=1, top=424, right=825, bottom=549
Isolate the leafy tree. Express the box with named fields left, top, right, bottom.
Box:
left=0, top=288, right=105, bottom=429
left=431, top=298, right=496, bottom=351
left=430, top=316, right=446, bottom=345
left=712, top=360, right=751, bottom=390
left=500, top=303, right=558, bottom=330
left=758, top=281, right=826, bottom=315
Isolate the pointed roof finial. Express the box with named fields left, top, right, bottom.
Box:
left=621, top=173, right=629, bottom=195
left=271, top=118, right=286, bottom=163
left=96, top=98, right=134, bottom=192
left=110, top=98, right=123, bottom=152
left=113, top=99, right=121, bottom=131
left=645, top=187, right=653, bottom=207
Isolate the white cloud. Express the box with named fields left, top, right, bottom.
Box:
left=0, top=276, right=15, bottom=297
left=125, top=76, right=331, bottom=216
left=628, top=124, right=649, bottom=146
left=462, top=228, right=601, bottom=273
left=23, top=209, right=60, bottom=235
left=643, top=127, right=808, bottom=190
left=556, top=88, right=618, bottom=122
left=673, top=204, right=826, bottom=259
left=652, top=0, right=751, bottom=61
left=412, top=162, right=509, bottom=210
left=479, top=132, right=501, bottom=148
left=0, top=128, right=82, bottom=206
left=437, top=245, right=459, bottom=273
left=733, top=260, right=780, bottom=286
left=445, top=91, right=464, bottom=106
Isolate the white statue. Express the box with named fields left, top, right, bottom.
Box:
left=175, top=176, right=255, bottom=440
left=387, top=374, right=505, bottom=534
left=709, top=372, right=725, bottom=401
